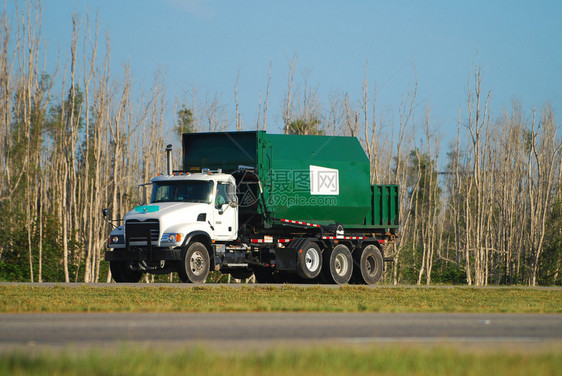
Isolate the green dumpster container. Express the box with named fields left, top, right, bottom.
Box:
left=182, top=131, right=398, bottom=231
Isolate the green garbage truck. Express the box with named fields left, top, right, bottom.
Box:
left=104, top=131, right=399, bottom=284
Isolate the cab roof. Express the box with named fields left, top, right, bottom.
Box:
left=151, top=172, right=234, bottom=183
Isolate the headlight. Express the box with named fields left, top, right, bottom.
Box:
left=162, top=233, right=182, bottom=243
left=109, top=235, right=123, bottom=244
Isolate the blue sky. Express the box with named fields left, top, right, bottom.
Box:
left=14, top=0, right=562, bottom=146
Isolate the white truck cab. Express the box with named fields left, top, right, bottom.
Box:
left=149, top=172, right=238, bottom=242
left=109, top=171, right=238, bottom=249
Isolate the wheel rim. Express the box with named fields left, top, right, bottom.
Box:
left=365, top=254, right=376, bottom=276
left=334, top=253, right=349, bottom=276
left=304, top=248, right=320, bottom=272
left=190, top=250, right=206, bottom=276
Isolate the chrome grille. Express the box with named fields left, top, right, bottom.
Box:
left=125, top=219, right=160, bottom=243
left=150, top=229, right=159, bottom=242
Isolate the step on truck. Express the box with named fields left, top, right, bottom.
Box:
left=104, top=131, right=399, bottom=284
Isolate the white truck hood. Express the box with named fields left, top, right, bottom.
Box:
left=124, top=202, right=209, bottom=231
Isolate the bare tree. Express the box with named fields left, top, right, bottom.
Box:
left=527, top=105, right=562, bottom=285
left=256, top=61, right=272, bottom=131
left=415, top=109, right=442, bottom=285
left=282, top=54, right=297, bottom=134
left=464, top=67, right=492, bottom=285
left=262, top=61, right=271, bottom=131
left=234, top=69, right=242, bottom=131
left=203, top=94, right=228, bottom=132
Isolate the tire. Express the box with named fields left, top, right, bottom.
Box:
left=352, top=244, right=383, bottom=285
left=177, top=242, right=210, bottom=284
left=110, top=261, right=143, bottom=283
left=322, top=244, right=353, bottom=285
left=296, top=242, right=322, bottom=279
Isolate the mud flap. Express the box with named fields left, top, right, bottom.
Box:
left=275, top=238, right=310, bottom=271
left=274, top=247, right=297, bottom=271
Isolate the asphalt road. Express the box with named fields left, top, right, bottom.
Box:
left=1, top=312, right=560, bottom=351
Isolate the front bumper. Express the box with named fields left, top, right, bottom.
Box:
left=105, top=248, right=183, bottom=262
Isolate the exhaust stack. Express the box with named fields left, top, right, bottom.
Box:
left=166, top=144, right=173, bottom=175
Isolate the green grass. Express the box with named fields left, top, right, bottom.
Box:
left=0, top=285, right=560, bottom=313
left=1, top=346, right=560, bottom=376
left=1, top=286, right=560, bottom=375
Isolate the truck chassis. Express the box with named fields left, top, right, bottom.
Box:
left=106, top=216, right=394, bottom=285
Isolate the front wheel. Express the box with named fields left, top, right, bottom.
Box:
left=177, top=242, right=210, bottom=284
left=110, top=261, right=143, bottom=283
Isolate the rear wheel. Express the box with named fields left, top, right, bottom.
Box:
left=110, top=261, right=143, bottom=283
left=177, top=242, right=210, bottom=284
left=322, top=244, right=353, bottom=285
left=296, top=242, right=322, bottom=279
left=352, top=244, right=383, bottom=285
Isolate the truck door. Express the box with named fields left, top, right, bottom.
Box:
left=212, top=181, right=238, bottom=241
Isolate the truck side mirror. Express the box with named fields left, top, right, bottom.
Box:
left=137, top=182, right=152, bottom=205
left=101, top=208, right=118, bottom=229
left=138, top=185, right=146, bottom=206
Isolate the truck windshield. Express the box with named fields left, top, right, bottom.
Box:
left=151, top=180, right=213, bottom=203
